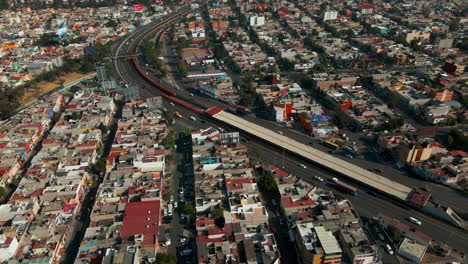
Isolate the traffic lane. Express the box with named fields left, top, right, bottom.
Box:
left=161, top=115, right=468, bottom=253
left=170, top=89, right=468, bottom=212
left=240, top=138, right=468, bottom=253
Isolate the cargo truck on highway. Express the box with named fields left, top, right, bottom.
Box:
left=334, top=180, right=358, bottom=196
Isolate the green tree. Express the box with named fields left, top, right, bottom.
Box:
left=155, top=252, right=176, bottom=264
left=91, top=158, right=107, bottom=174
left=447, top=135, right=454, bottom=146
left=163, top=131, right=176, bottom=149
left=162, top=110, right=174, bottom=126
left=97, top=122, right=108, bottom=134
left=448, top=19, right=460, bottom=32
left=105, top=19, right=118, bottom=28
left=184, top=128, right=192, bottom=137
left=0, top=85, right=23, bottom=119
left=258, top=172, right=277, bottom=191
left=214, top=207, right=225, bottom=228
left=184, top=204, right=196, bottom=216
left=387, top=225, right=401, bottom=243
left=0, top=186, right=6, bottom=199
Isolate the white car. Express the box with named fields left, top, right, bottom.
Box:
left=299, top=163, right=307, bottom=168
left=164, top=238, right=171, bottom=246
left=314, top=176, right=324, bottom=182
left=170, top=102, right=175, bottom=106
left=408, top=217, right=422, bottom=225
left=180, top=237, right=188, bottom=243
left=332, top=177, right=338, bottom=182
left=189, top=116, right=196, bottom=121
left=385, top=244, right=394, bottom=255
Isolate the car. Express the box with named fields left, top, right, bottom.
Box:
left=378, top=233, right=385, bottom=241
left=189, top=116, right=196, bottom=121
left=189, top=93, right=194, bottom=96
left=180, top=237, right=188, bottom=243
left=170, top=102, right=175, bottom=106
left=332, top=177, right=338, bottom=182
left=408, top=217, right=422, bottom=225
left=127, top=246, right=136, bottom=253
left=180, top=249, right=192, bottom=256
left=374, top=168, right=383, bottom=173
left=299, top=163, right=307, bottom=168
left=278, top=131, right=283, bottom=135
left=179, top=187, right=184, bottom=194
left=218, top=127, right=224, bottom=132
left=271, top=199, right=278, bottom=206
left=164, top=238, right=171, bottom=246
left=314, top=175, right=324, bottom=182
left=385, top=244, right=394, bottom=255
left=345, top=153, right=354, bottom=159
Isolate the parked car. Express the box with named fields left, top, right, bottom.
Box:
left=385, top=244, right=394, bottom=255
left=299, top=163, right=307, bottom=168
left=378, top=233, right=385, bottom=241
left=180, top=249, right=192, bottom=256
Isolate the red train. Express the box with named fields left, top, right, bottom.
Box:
left=132, top=57, right=177, bottom=97
left=131, top=57, right=203, bottom=114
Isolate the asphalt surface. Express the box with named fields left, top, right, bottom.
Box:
left=109, top=5, right=468, bottom=257
left=170, top=112, right=468, bottom=254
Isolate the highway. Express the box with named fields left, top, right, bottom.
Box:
left=109, top=4, right=468, bottom=255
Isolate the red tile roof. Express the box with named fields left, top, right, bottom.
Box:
left=282, top=197, right=316, bottom=208
left=269, top=165, right=291, bottom=178
left=121, top=200, right=160, bottom=238
left=448, top=150, right=468, bottom=157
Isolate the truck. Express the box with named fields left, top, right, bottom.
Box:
left=335, top=180, right=358, bottom=196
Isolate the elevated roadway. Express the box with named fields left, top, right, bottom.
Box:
left=206, top=107, right=412, bottom=200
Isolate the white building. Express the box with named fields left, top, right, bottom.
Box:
left=0, top=235, right=19, bottom=262
left=323, top=10, right=338, bottom=21
left=249, top=16, right=265, bottom=26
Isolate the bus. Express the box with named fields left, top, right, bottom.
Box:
left=323, top=140, right=339, bottom=150
left=335, top=180, right=358, bottom=196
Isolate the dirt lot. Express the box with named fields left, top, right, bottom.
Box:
left=20, top=72, right=87, bottom=104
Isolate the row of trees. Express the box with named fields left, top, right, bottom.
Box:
left=143, top=40, right=167, bottom=77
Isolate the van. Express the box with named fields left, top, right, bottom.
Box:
left=408, top=217, right=422, bottom=225
left=180, top=249, right=192, bottom=256
left=385, top=244, right=394, bottom=255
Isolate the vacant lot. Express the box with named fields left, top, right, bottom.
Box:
left=20, top=72, right=87, bottom=104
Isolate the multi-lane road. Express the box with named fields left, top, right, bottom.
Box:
left=110, top=5, right=468, bottom=255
